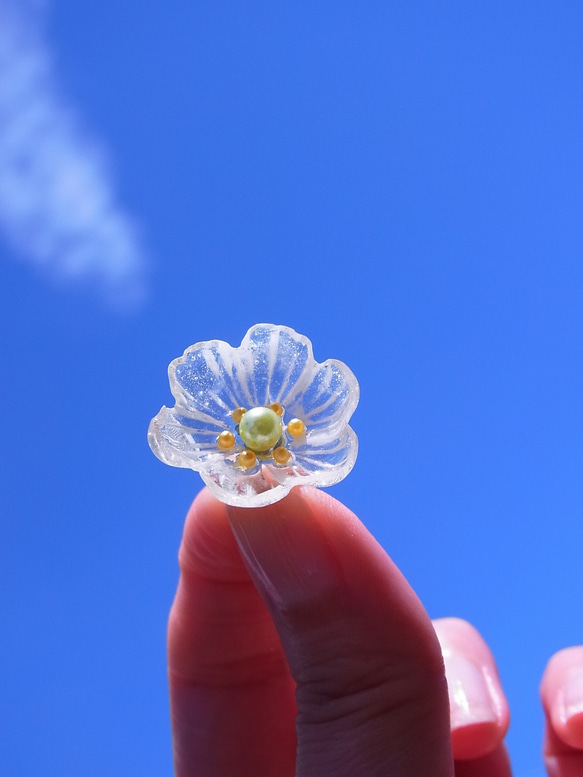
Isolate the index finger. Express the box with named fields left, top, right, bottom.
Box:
left=168, top=488, right=297, bottom=777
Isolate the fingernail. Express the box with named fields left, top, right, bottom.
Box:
left=227, top=492, right=341, bottom=611
left=443, top=651, right=498, bottom=729
left=562, top=670, right=583, bottom=721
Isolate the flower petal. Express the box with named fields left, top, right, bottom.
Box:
left=148, top=406, right=232, bottom=468
left=170, top=339, right=243, bottom=424
left=237, top=324, right=313, bottom=407
left=284, top=358, right=359, bottom=433
left=199, top=456, right=293, bottom=508
left=291, top=426, right=359, bottom=487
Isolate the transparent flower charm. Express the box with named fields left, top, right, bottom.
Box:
left=148, top=324, right=359, bottom=507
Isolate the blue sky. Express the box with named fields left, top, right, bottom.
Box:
left=1, top=2, right=583, bottom=774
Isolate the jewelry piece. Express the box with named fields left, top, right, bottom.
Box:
left=148, top=323, right=359, bottom=507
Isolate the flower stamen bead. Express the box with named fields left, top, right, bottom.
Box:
left=237, top=450, right=257, bottom=469
left=231, top=407, right=247, bottom=423
left=239, top=406, right=283, bottom=453
left=287, top=418, right=306, bottom=437
left=272, top=446, right=291, bottom=465
left=268, top=402, right=284, bottom=417
left=217, top=430, right=236, bottom=450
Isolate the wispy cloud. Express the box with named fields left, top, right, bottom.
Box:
left=0, top=0, right=147, bottom=306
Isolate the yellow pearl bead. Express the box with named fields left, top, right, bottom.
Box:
left=272, top=446, right=291, bottom=465
left=231, top=407, right=247, bottom=424
left=237, top=450, right=257, bottom=469
left=268, top=402, right=284, bottom=417
left=217, top=430, right=235, bottom=450
left=286, top=418, right=306, bottom=437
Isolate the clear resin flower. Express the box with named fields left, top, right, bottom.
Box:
left=148, top=324, right=359, bottom=507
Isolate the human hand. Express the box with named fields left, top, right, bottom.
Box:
left=167, top=487, right=583, bottom=776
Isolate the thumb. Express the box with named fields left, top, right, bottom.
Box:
left=227, top=487, right=453, bottom=777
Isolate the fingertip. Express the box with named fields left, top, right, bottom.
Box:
left=179, top=487, right=249, bottom=584
left=565, top=712, right=583, bottom=749
left=226, top=486, right=344, bottom=618
left=542, top=646, right=583, bottom=752
left=296, top=485, right=360, bottom=526
left=454, top=743, right=513, bottom=777
left=434, top=618, right=509, bottom=760
left=450, top=721, right=502, bottom=761
left=183, top=485, right=228, bottom=542
left=228, top=486, right=441, bottom=666
left=185, top=485, right=230, bottom=534
left=227, top=485, right=356, bottom=537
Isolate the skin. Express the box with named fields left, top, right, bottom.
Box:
left=168, top=486, right=583, bottom=776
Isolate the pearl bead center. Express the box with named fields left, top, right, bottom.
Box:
left=239, top=407, right=283, bottom=453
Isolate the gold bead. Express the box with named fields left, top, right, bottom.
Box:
left=272, top=446, right=291, bottom=465
left=217, top=430, right=235, bottom=450
left=232, top=407, right=247, bottom=423
left=287, top=418, right=306, bottom=437
left=268, top=402, right=284, bottom=417
left=237, top=450, right=257, bottom=469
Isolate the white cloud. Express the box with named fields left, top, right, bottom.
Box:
left=0, top=0, right=147, bottom=306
